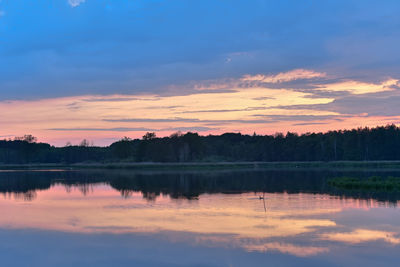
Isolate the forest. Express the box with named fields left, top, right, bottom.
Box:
left=1, top=124, right=400, bottom=164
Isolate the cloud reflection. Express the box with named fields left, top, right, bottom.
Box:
left=1, top=184, right=400, bottom=258
left=321, top=229, right=400, bottom=245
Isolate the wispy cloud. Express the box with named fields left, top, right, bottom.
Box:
left=48, top=127, right=155, bottom=132
left=48, top=126, right=216, bottom=132
left=252, top=114, right=344, bottom=122
left=103, top=117, right=279, bottom=125
left=179, top=107, right=268, bottom=114
left=103, top=117, right=329, bottom=126
left=241, top=69, right=327, bottom=84
left=173, top=69, right=396, bottom=100
left=0, top=10, right=5, bottom=17
left=83, top=96, right=161, bottom=102
left=313, top=79, right=398, bottom=95
left=252, top=97, right=275, bottom=101
left=292, top=122, right=329, bottom=126
left=68, top=0, right=85, bottom=8
left=161, top=127, right=216, bottom=132
left=103, top=118, right=201, bottom=123
left=270, top=92, right=400, bottom=117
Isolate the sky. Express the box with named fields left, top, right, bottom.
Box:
left=0, top=0, right=400, bottom=146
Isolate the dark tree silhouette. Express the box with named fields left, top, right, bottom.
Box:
left=143, top=132, right=156, bottom=140
left=14, top=134, right=37, bottom=143
left=1, top=125, right=400, bottom=164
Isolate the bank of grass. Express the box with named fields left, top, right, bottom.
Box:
left=329, top=176, right=400, bottom=191
left=1, top=160, right=400, bottom=171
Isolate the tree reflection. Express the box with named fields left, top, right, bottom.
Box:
left=1, top=169, right=400, bottom=203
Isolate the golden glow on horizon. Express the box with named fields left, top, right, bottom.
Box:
left=0, top=69, right=399, bottom=146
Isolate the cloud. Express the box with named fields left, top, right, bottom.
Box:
left=1, top=1, right=400, bottom=99
left=103, top=118, right=201, bottom=123
left=102, top=117, right=281, bottom=125
left=252, top=114, right=344, bottom=122
left=239, top=74, right=398, bottom=96
left=47, top=126, right=216, bottom=132
left=252, top=97, right=275, bottom=101
left=167, top=69, right=396, bottom=101
left=48, top=127, right=156, bottom=132
left=83, top=97, right=161, bottom=102
left=314, top=79, right=398, bottom=95
left=179, top=107, right=267, bottom=114
left=161, top=127, right=215, bottom=132
left=271, top=92, right=400, bottom=117
left=0, top=10, right=5, bottom=17
left=292, top=122, right=329, bottom=126
left=202, top=119, right=279, bottom=126
left=241, top=69, right=327, bottom=84
left=68, top=0, right=85, bottom=7
left=103, top=115, right=342, bottom=126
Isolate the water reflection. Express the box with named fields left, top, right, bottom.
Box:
left=1, top=170, right=400, bottom=266
left=2, top=169, right=400, bottom=203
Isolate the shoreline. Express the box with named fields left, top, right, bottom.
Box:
left=2, top=161, right=400, bottom=171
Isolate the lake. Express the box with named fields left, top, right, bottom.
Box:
left=1, top=169, right=400, bottom=266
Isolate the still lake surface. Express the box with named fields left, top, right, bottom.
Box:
left=1, top=169, right=400, bottom=266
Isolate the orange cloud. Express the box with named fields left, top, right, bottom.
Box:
left=316, top=79, right=398, bottom=95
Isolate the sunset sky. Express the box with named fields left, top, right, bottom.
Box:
left=1, top=0, right=400, bottom=146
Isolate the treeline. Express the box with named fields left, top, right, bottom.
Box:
left=1, top=124, right=400, bottom=164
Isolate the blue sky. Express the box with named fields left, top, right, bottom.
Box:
left=0, top=0, right=400, bottom=145
left=1, top=0, right=399, bottom=98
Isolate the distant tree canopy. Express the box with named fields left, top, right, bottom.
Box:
left=1, top=125, right=400, bottom=164
left=142, top=132, right=156, bottom=140
left=14, top=134, right=37, bottom=143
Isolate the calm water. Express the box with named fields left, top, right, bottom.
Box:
left=1, top=169, right=400, bottom=266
